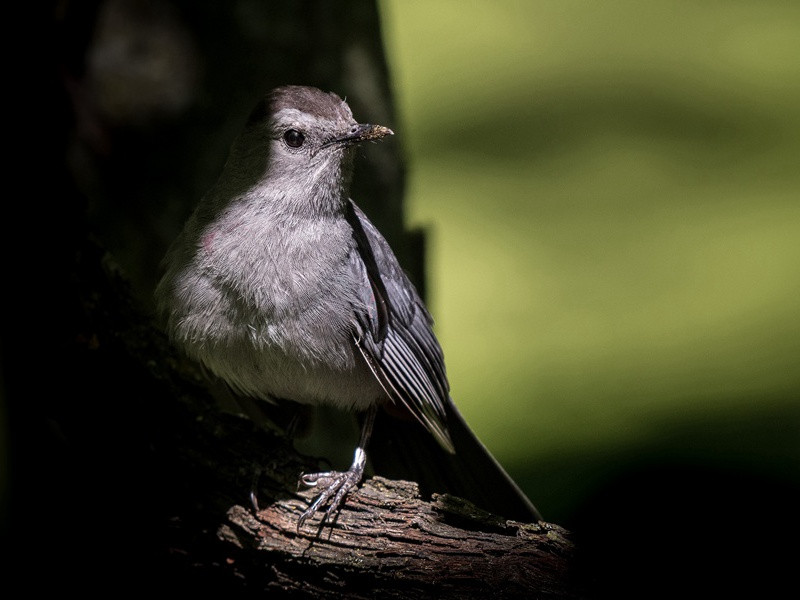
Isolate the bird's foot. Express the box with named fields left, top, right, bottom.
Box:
left=297, top=447, right=366, bottom=531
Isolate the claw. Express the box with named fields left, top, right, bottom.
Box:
left=296, top=447, right=367, bottom=532
left=300, top=471, right=336, bottom=488
left=295, top=409, right=376, bottom=532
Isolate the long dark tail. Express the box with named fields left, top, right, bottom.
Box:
left=368, top=400, right=542, bottom=523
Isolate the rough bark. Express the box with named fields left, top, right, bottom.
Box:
left=222, top=479, right=578, bottom=599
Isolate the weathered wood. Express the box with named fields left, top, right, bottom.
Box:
left=219, top=477, right=580, bottom=598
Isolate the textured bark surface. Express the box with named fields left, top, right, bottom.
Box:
left=221, top=478, right=580, bottom=598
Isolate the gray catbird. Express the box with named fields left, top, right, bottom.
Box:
left=155, top=85, right=540, bottom=527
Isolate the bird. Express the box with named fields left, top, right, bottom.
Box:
left=155, top=85, right=540, bottom=528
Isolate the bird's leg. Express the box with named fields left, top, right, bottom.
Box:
left=297, top=405, right=377, bottom=530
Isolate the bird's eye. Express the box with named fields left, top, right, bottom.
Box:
left=283, top=129, right=305, bottom=148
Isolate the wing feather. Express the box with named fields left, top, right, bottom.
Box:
left=346, top=200, right=454, bottom=452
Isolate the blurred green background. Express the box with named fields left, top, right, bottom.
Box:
left=378, top=0, right=800, bottom=525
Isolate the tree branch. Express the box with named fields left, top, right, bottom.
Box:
left=221, top=477, right=579, bottom=598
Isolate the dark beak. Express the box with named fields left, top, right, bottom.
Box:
left=323, top=123, right=394, bottom=148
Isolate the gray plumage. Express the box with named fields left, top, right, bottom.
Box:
left=155, top=85, right=539, bottom=526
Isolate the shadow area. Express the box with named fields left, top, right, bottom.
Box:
left=510, top=397, right=799, bottom=598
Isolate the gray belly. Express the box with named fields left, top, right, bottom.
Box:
left=190, top=318, right=385, bottom=411
left=164, top=214, right=384, bottom=410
